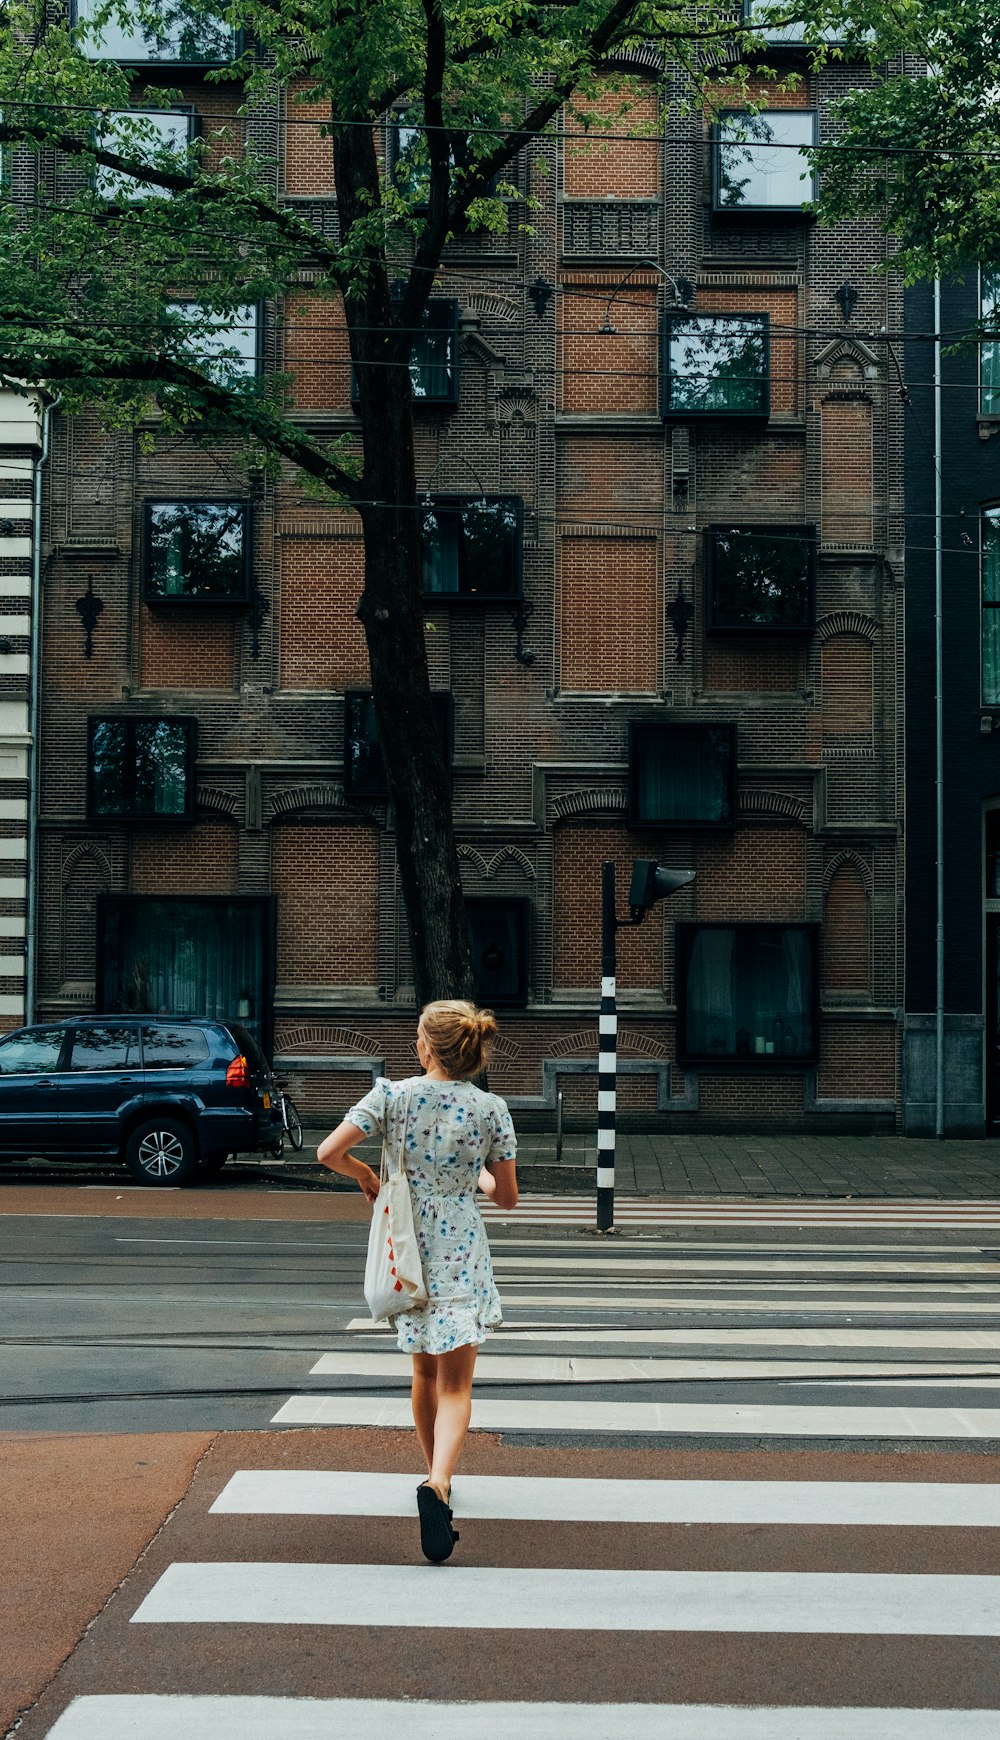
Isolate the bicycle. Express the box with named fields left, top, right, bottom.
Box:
left=270, top=1079, right=304, bottom=1158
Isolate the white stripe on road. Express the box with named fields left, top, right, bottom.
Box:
left=210, top=1470, right=1000, bottom=1527
left=345, top=1320, right=1000, bottom=1346
left=269, top=1394, right=1000, bottom=1437
left=130, top=1562, right=1000, bottom=1634
left=307, top=1351, right=1000, bottom=1383
left=492, top=1257, right=1000, bottom=1276
left=40, top=1697, right=1000, bottom=1740
left=465, top=1293, right=1000, bottom=1313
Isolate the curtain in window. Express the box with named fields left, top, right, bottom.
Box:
left=983, top=511, right=1000, bottom=706
left=687, top=928, right=737, bottom=1056
left=99, top=899, right=269, bottom=1045
left=411, top=328, right=451, bottom=399
left=637, top=726, right=731, bottom=823
left=421, top=505, right=461, bottom=593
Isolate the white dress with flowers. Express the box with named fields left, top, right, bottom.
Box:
left=346, top=1074, right=516, bottom=1354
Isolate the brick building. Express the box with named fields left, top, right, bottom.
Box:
left=26, top=9, right=905, bottom=1131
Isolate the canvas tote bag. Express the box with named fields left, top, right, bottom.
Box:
left=364, top=1082, right=428, bottom=1321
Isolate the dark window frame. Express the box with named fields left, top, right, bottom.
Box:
left=712, top=108, right=818, bottom=215
left=661, top=311, right=770, bottom=420
left=705, top=524, right=816, bottom=634
left=71, top=0, right=241, bottom=67
left=94, top=104, right=199, bottom=199
left=343, top=690, right=454, bottom=800
left=352, top=299, right=460, bottom=409
left=164, top=297, right=263, bottom=378
left=628, top=721, right=738, bottom=830
left=420, top=494, right=524, bottom=602
left=466, top=895, right=531, bottom=1008
left=142, top=498, right=253, bottom=605
left=982, top=502, right=1000, bottom=706
left=388, top=112, right=501, bottom=207
left=86, top=715, right=198, bottom=823
left=95, top=895, right=277, bottom=1058
left=676, top=921, right=821, bottom=1069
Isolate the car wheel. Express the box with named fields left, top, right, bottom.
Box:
left=200, top=1150, right=230, bottom=1175
left=125, top=1118, right=199, bottom=1188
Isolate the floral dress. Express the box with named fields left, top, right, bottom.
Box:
left=346, top=1075, right=516, bottom=1354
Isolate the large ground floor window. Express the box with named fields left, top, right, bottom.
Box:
left=96, top=896, right=276, bottom=1054
left=677, top=923, right=819, bottom=1067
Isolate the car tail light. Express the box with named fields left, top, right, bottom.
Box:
left=226, top=1054, right=250, bottom=1087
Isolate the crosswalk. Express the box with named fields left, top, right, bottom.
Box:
left=32, top=1225, right=1000, bottom=1736
left=269, top=1228, right=1000, bottom=1441
left=481, top=1193, right=1000, bottom=1228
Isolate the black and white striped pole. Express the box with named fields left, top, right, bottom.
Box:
left=597, top=857, right=696, bottom=1234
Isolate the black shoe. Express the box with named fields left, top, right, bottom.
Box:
left=417, top=1482, right=459, bottom=1564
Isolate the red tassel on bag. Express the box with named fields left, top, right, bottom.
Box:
left=385, top=1202, right=403, bottom=1291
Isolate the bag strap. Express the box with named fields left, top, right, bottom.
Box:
left=379, top=1081, right=413, bottom=1186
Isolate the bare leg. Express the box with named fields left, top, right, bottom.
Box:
left=428, top=1343, right=478, bottom=1501
left=411, top=1352, right=438, bottom=1476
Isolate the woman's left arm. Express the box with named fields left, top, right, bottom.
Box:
left=317, top=1120, right=380, bottom=1202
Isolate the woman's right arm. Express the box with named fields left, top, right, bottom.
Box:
left=486, top=1159, right=518, bottom=1209
left=317, top=1120, right=380, bottom=1202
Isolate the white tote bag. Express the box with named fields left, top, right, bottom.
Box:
left=364, top=1083, right=428, bottom=1321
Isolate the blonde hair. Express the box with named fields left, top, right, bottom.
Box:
left=419, top=998, right=497, bottom=1079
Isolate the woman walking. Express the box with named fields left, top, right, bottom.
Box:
left=317, top=998, right=518, bottom=1564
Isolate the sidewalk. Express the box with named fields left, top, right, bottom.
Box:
left=299, top=1127, right=1000, bottom=1200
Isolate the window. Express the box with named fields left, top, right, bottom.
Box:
left=629, top=722, right=737, bottom=828
left=344, top=691, right=453, bottom=799
left=713, top=111, right=817, bottom=213
left=140, top=1025, right=210, bottom=1068
left=981, top=270, right=1000, bottom=416
left=467, top=898, right=529, bottom=1007
left=662, top=313, right=769, bottom=418
left=677, top=923, right=819, bottom=1066
left=741, top=0, right=862, bottom=45
left=421, top=496, right=523, bottom=600
left=88, top=717, right=196, bottom=821
left=69, top=1025, right=139, bottom=1070
left=143, top=501, right=251, bottom=603
left=352, top=301, right=459, bottom=406
left=983, top=508, right=1000, bottom=705
left=0, top=1028, right=65, bottom=1073
left=389, top=111, right=497, bottom=206
left=97, top=896, right=275, bottom=1050
left=706, top=525, right=816, bottom=632
left=73, top=0, right=237, bottom=64
left=164, top=302, right=260, bottom=382
left=95, top=108, right=195, bottom=200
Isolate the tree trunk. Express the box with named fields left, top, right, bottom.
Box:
left=333, top=111, right=476, bottom=1010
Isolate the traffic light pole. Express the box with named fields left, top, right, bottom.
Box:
left=597, top=861, right=621, bottom=1233
left=596, top=857, right=697, bottom=1234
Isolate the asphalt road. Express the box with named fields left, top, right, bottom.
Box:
left=3, top=1194, right=1000, bottom=1735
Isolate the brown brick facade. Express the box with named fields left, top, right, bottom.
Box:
left=28, top=46, right=906, bottom=1131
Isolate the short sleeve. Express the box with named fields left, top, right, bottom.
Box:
left=485, top=1093, right=517, bottom=1163
left=344, top=1076, right=389, bottom=1138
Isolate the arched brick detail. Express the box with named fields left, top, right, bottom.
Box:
left=816, top=612, right=881, bottom=643
left=548, top=1028, right=667, bottom=1060
left=61, top=842, right=113, bottom=888
left=823, top=849, right=873, bottom=895
left=823, top=863, right=872, bottom=995
left=267, top=784, right=373, bottom=823
left=462, top=293, right=518, bottom=324
left=275, top=1025, right=383, bottom=1057
left=459, top=844, right=537, bottom=880
left=739, top=789, right=809, bottom=827
left=550, top=788, right=627, bottom=823
left=196, top=785, right=239, bottom=819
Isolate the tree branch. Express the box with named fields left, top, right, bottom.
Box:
left=0, top=117, right=347, bottom=285
left=0, top=332, right=361, bottom=497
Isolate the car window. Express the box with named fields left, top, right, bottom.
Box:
left=69, top=1026, right=138, bottom=1071
left=0, top=1028, right=65, bottom=1073
left=140, top=1025, right=210, bottom=1069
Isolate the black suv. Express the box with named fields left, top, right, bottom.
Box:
left=0, top=1017, right=283, bottom=1186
